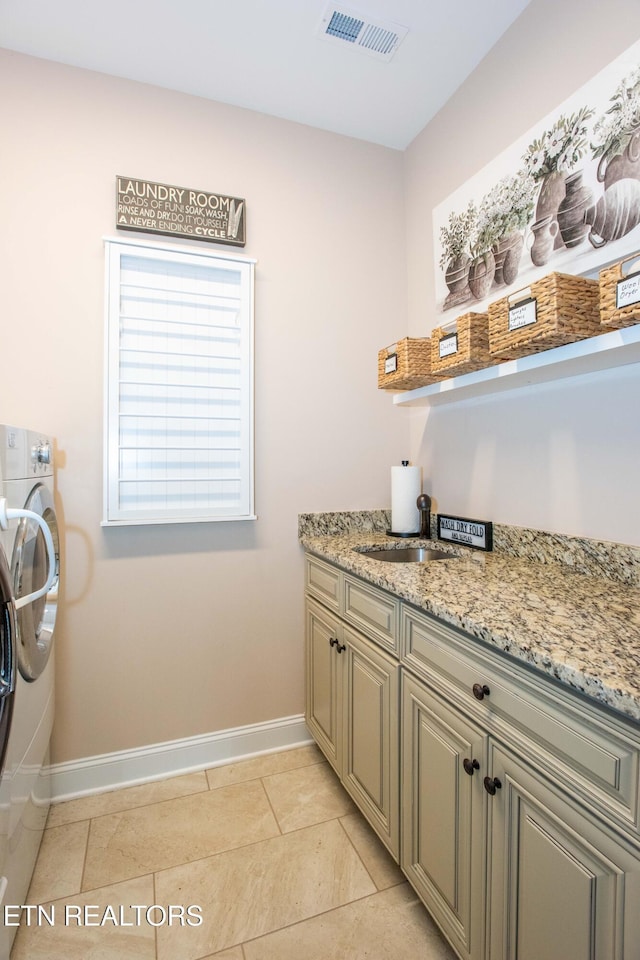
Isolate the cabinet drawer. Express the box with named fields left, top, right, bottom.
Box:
left=343, top=575, right=400, bottom=656
left=402, top=606, right=640, bottom=836
left=305, top=555, right=342, bottom=613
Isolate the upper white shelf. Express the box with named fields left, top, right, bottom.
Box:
left=393, top=324, right=640, bottom=407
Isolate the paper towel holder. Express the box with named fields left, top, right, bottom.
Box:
left=387, top=460, right=421, bottom=538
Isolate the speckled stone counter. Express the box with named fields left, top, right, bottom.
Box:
left=299, top=512, right=640, bottom=723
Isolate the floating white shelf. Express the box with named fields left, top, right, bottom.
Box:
left=393, top=324, right=640, bottom=407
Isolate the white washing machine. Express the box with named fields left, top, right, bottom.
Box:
left=0, top=546, right=17, bottom=933
left=0, top=426, right=59, bottom=959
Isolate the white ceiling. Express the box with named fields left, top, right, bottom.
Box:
left=0, top=0, right=532, bottom=149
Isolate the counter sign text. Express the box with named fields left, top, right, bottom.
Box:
left=437, top=514, right=493, bottom=552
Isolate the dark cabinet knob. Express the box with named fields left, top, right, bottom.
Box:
left=483, top=776, right=502, bottom=796
left=463, top=758, right=480, bottom=776
left=329, top=637, right=337, bottom=647
left=472, top=683, right=490, bottom=701
left=336, top=642, right=346, bottom=653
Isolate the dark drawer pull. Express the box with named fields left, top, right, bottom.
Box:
left=483, top=776, right=502, bottom=796
left=472, top=683, right=490, bottom=701
left=463, top=758, right=480, bottom=776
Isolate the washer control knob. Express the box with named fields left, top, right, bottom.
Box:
left=33, top=442, right=51, bottom=465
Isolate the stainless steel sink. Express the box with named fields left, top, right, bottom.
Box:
left=364, top=547, right=454, bottom=563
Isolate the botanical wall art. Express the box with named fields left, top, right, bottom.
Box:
left=433, top=39, right=640, bottom=316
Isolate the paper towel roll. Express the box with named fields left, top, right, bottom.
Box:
left=391, top=464, right=421, bottom=534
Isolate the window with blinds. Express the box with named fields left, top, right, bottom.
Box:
left=103, top=238, right=255, bottom=525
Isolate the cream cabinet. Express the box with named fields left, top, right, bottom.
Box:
left=305, top=557, right=400, bottom=858
left=341, top=622, right=399, bottom=857
left=306, top=595, right=343, bottom=771
left=401, top=670, right=486, bottom=960
left=487, top=742, right=640, bottom=960
left=304, top=552, right=640, bottom=960
left=401, top=604, right=640, bottom=960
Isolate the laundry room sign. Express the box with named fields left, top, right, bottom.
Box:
left=116, top=176, right=246, bottom=246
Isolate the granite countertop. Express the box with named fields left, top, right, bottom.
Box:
left=299, top=517, right=640, bottom=724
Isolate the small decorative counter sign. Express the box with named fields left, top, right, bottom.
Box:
left=508, top=296, right=537, bottom=332
left=616, top=272, right=640, bottom=309
left=439, top=332, right=458, bottom=358
left=437, top=514, right=493, bottom=551
left=116, top=176, right=246, bottom=246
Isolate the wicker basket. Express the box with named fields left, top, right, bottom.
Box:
left=378, top=338, right=443, bottom=390
left=599, top=253, right=640, bottom=330
left=488, top=272, right=601, bottom=360
left=430, top=312, right=501, bottom=377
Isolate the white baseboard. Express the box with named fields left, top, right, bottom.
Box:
left=49, top=714, right=312, bottom=803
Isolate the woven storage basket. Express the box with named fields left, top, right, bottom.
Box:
left=599, top=253, right=640, bottom=329
left=488, top=272, right=600, bottom=360
left=378, top=338, right=443, bottom=390
left=431, top=312, right=500, bottom=377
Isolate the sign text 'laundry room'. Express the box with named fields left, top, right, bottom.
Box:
left=116, top=176, right=246, bottom=246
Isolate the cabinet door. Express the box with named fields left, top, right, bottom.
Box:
left=342, top=624, right=399, bottom=860
left=401, top=672, right=487, bottom=960
left=305, top=598, right=343, bottom=773
left=487, top=743, right=640, bottom=960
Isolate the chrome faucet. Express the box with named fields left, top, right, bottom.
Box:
left=416, top=493, right=431, bottom=538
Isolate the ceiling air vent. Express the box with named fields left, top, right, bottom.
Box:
left=316, top=4, right=408, bottom=61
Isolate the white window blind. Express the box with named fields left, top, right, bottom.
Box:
left=103, top=238, right=255, bottom=525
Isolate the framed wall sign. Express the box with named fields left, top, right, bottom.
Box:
left=116, top=176, right=246, bottom=246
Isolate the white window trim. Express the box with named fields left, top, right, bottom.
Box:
left=102, top=236, right=256, bottom=526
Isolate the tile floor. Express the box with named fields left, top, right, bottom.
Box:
left=10, top=744, right=456, bottom=960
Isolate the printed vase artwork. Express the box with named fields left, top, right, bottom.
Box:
left=468, top=252, right=496, bottom=300
left=585, top=177, right=640, bottom=248
left=493, top=231, right=525, bottom=285
left=556, top=171, right=594, bottom=248
left=597, top=128, right=640, bottom=188
left=432, top=40, right=640, bottom=317
left=535, top=170, right=567, bottom=251
left=529, top=215, right=560, bottom=266
left=444, top=255, right=471, bottom=294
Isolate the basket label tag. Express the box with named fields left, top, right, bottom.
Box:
left=508, top=297, right=537, bottom=331
left=439, top=333, right=458, bottom=358
left=437, top=514, right=493, bottom=551
left=616, top=274, right=640, bottom=309
left=384, top=353, right=398, bottom=374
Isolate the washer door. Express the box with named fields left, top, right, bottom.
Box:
left=0, top=546, right=15, bottom=895
left=12, top=484, right=59, bottom=682
left=0, top=545, right=16, bottom=754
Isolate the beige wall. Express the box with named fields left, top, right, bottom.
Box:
left=404, top=0, right=640, bottom=545
left=0, top=50, right=409, bottom=763
left=4, top=0, right=640, bottom=766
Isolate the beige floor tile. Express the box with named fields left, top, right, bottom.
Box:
left=242, top=883, right=457, bottom=960
left=339, top=813, right=405, bottom=890
left=26, top=820, right=89, bottom=905
left=201, top=950, right=244, bottom=960
left=47, top=772, right=210, bottom=828
left=155, top=819, right=376, bottom=960
left=205, top=744, right=323, bottom=790
left=10, top=875, right=156, bottom=960
left=261, top=760, right=357, bottom=832
left=83, top=779, right=280, bottom=891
